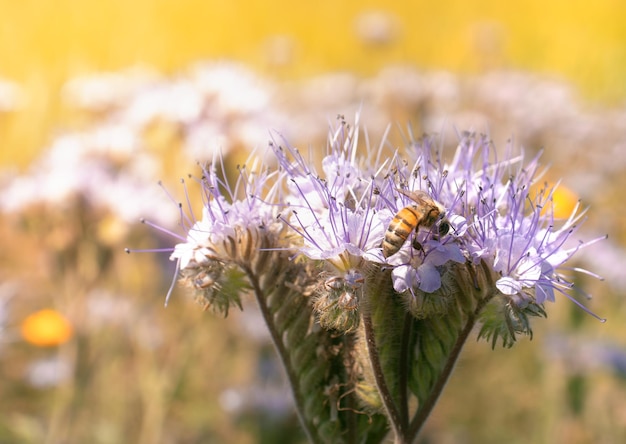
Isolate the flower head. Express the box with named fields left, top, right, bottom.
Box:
left=138, top=113, right=607, bottom=444
left=443, top=134, right=605, bottom=320
left=166, top=152, right=285, bottom=312
left=13, top=59, right=620, bottom=443
left=160, top=115, right=604, bottom=340
left=271, top=120, right=604, bottom=334
left=169, top=163, right=280, bottom=268
left=273, top=116, right=387, bottom=274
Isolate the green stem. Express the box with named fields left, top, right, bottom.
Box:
left=407, top=311, right=477, bottom=439
left=362, top=311, right=407, bottom=443
left=398, top=311, right=413, bottom=431
left=243, top=265, right=320, bottom=444
left=342, top=334, right=359, bottom=444
left=408, top=293, right=493, bottom=441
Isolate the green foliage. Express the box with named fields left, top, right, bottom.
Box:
left=169, top=230, right=560, bottom=442
left=409, top=308, right=462, bottom=405
left=247, top=242, right=389, bottom=443
left=314, top=287, right=361, bottom=333
left=477, top=293, right=547, bottom=349
left=363, top=265, right=407, bottom=411
left=181, top=263, right=248, bottom=316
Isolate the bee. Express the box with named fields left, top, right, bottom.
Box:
left=382, top=189, right=450, bottom=258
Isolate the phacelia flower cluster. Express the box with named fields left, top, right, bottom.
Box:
left=166, top=115, right=604, bottom=344
left=149, top=114, right=607, bottom=443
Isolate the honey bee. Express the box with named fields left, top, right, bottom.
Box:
left=382, top=189, right=450, bottom=258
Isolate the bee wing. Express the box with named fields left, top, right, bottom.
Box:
left=396, top=188, right=435, bottom=206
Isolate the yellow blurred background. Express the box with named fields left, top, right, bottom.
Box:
left=1, top=1, right=626, bottom=443
left=2, top=0, right=626, bottom=166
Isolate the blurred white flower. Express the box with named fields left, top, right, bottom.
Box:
left=26, top=356, right=72, bottom=388
left=0, top=78, right=23, bottom=111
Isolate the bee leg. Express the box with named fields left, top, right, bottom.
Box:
left=411, top=237, right=423, bottom=251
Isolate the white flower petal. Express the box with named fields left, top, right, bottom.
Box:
left=496, top=276, right=522, bottom=295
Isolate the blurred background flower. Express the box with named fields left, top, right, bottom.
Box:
left=20, top=309, right=73, bottom=347
left=1, top=1, right=625, bottom=443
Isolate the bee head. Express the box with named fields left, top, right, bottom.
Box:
left=438, top=220, right=450, bottom=236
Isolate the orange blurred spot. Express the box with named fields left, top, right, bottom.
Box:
left=550, top=184, right=580, bottom=219
left=21, top=309, right=73, bottom=347
left=533, top=182, right=579, bottom=219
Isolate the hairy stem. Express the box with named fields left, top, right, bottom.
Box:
left=243, top=265, right=320, bottom=444
left=408, top=294, right=492, bottom=440
left=398, top=311, right=413, bottom=431
left=362, top=311, right=407, bottom=443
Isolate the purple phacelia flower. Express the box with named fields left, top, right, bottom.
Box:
left=272, top=116, right=387, bottom=276
left=159, top=115, right=605, bottom=333
left=136, top=114, right=608, bottom=444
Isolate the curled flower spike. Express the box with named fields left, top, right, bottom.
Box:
left=139, top=115, right=605, bottom=444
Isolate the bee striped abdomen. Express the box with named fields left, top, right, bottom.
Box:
left=382, top=205, right=421, bottom=257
